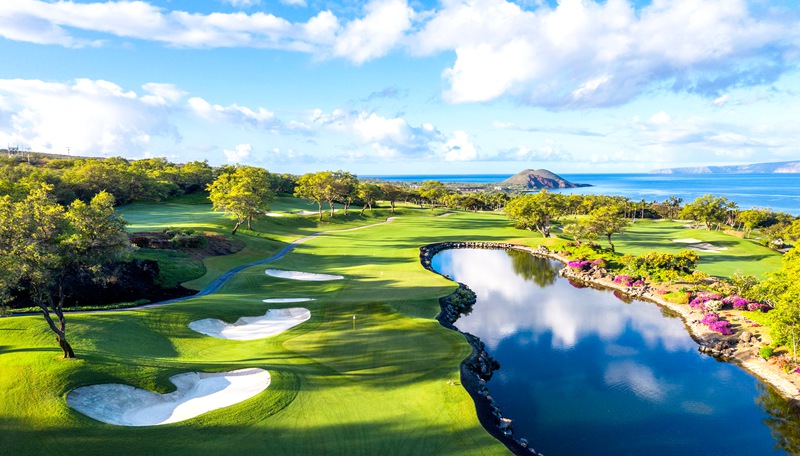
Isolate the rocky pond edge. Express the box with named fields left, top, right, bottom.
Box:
left=419, top=241, right=800, bottom=456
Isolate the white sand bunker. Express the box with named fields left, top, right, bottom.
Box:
left=265, top=269, right=343, bottom=281
left=67, top=368, right=270, bottom=427
left=262, top=298, right=315, bottom=303
left=266, top=212, right=284, bottom=217
left=672, top=238, right=728, bottom=252
left=189, top=307, right=311, bottom=340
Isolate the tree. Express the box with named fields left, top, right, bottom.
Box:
left=563, top=222, right=595, bottom=245
left=294, top=171, right=333, bottom=220
left=331, top=171, right=359, bottom=215
left=0, top=186, right=130, bottom=358
left=505, top=190, right=562, bottom=238
left=665, top=196, right=683, bottom=219
left=759, top=248, right=800, bottom=361
left=418, top=180, right=447, bottom=209
left=207, top=166, right=275, bottom=234
left=738, top=209, right=770, bottom=238
left=358, top=183, right=382, bottom=215
left=680, top=194, right=728, bottom=230
left=585, top=205, right=630, bottom=252
left=379, top=183, right=404, bottom=213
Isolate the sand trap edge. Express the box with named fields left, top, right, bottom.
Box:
left=189, top=308, right=311, bottom=340
left=66, top=368, right=270, bottom=427
left=264, top=269, right=344, bottom=281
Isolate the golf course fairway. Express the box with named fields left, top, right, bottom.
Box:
left=0, top=199, right=783, bottom=455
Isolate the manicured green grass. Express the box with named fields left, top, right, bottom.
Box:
left=610, top=220, right=782, bottom=279
left=1, top=202, right=787, bottom=455
left=1, top=205, right=522, bottom=455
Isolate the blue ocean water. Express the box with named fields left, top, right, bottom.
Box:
left=368, top=173, right=800, bottom=215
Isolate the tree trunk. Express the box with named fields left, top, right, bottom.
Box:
left=343, top=202, right=349, bottom=215
left=360, top=205, right=367, bottom=216
left=607, top=235, right=615, bottom=252
left=58, top=334, right=75, bottom=359
left=247, top=215, right=252, bottom=230
left=390, top=201, right=395, bottom=213
left=232, top=219, right=244, bottom=235
left=329, top=201, right=335, bottom=217
left=537, top=225, right=550, bottom=238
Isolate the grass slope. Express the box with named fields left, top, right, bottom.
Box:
left=0, top=202, right=785, bottom=455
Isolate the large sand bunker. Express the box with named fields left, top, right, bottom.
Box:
left=189, top=307, right=311, bottom=340
left=265, top=269, right=343, bottom=281
left=66, top=368, right=270, bottom=426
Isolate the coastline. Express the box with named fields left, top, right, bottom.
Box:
left=420, top=241, right=800, bottom=454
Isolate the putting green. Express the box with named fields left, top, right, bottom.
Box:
left=0, top=202, right=784, bottom=455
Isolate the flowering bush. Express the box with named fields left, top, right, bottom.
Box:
left=689, top=293, right=722, bottom=311
left=656, top=289, right=668, bottom=295
left=705, top=300, right=723, bottom=313
left=708, top=320, right=733, bottom=336
left=701, top=313, right=720, bottom=325
left=614, top=275, right=636, bottom=286
left=568, top=259, right=591, bottom=271
left=590, top=259, right=606, bottom=268
left=723, top=295, right=749, bottom=310
left=700, top=312, right=733, bottom=335
left=631, top=279, right=645, bottom=287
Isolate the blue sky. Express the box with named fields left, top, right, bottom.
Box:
left=1, top=0, right=799, bottom=175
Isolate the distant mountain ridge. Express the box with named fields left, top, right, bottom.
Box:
left=500, top=169, right=590, bottom=189
left=651, top=161, right=800, bottom=174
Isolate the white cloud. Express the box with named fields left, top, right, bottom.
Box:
left=223, top=143, right=252, bottom=162
left=332, top=0, right=414, bottom=64
left=416, top=0, right=800, bottom=108
left=188, top=97, right=309, bottom=133
left=0, top=78, right=178, bottom=155
left=311, top=109, right=444, bottom=158
left=443, top=130, right=478, bottom=161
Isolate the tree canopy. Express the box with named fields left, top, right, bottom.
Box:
left=207, top=166, right=275, bottom=234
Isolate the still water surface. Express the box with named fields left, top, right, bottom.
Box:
left=432, top=248, right=799, bottom=456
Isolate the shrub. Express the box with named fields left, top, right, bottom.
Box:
left=663, top=291, right=691, bottom=305
left=567, top=259, right=591, bottom=271
left=131, top=236, right=151, bottom=248
left=705, top=300, right=723, bottom=313
left=701, top=313, right=720, bottom=325
left=708, top=320, right=733, bottom=336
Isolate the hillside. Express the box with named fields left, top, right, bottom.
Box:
left=499, top=169, right=590, bottom=189
left=651, top=160, right=800, bottom=174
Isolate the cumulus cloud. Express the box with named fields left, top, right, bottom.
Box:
left=311, top=109, right=444, bottom=158
left=415, top=0, right=800, bottom=108
left=0, top=78, right=178, bottom=155
left=4, top=1, right=796, bottom=108
left=332, top=0, right=414, bottom=63
left=223, top=143, right=252, bottom=162
left=442, top=130, right=478, bottom=161
left=0, top=0, right=404, bottom=62
left=188, top=97, right=310, bottom=133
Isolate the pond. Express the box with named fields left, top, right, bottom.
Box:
left=431, top=248, right=800, bottom=456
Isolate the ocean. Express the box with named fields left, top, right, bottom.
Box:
left=367, top=173, right=800, bottom=215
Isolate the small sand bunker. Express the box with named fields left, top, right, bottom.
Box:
left=67, top=368, right=270, bottom=426
left=672, top=238, right=727, bottom=252
left=266, top=212, right=284, bottom=217
left=189, top=307, right=311, bottom=340
left=265, top=269, right=343, bottom=281
left=262, top=298, right=315, bottom=303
